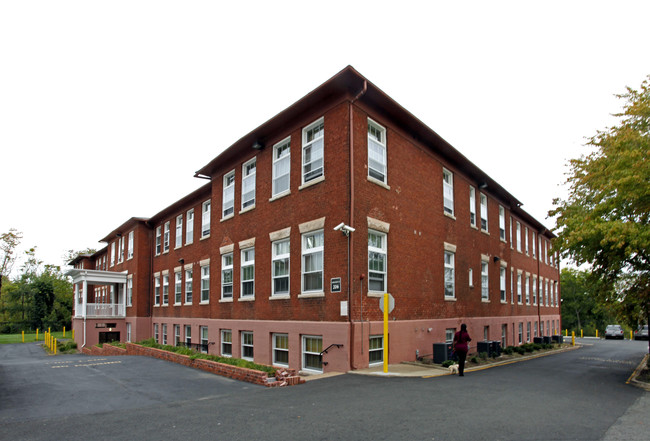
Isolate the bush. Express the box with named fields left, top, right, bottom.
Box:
left=479, top=351, right=488, bottom=360
left=441, top=360, right=454, bottom=367
left=58, top=340, right=77, bottom=353
left=514, top=346, right=526, bottom=355
left=469, top=355, right=479, bottom=363
left=503, top=346, right=514, bottom=355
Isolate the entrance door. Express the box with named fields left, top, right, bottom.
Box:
left=99, top=332, right=120, bottom=344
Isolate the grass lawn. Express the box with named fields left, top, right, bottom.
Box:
left=0, top=331, right=69, bottom=344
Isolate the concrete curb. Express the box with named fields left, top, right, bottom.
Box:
left=626, top=354, right=650, bottom=392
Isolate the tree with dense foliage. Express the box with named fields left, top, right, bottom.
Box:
left=0, top=228, right=23, bottom=303
left=550, top=75, right=649, bottom=355
left=560, top=268, right=614, bottom=333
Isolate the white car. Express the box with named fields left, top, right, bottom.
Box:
left=605, top=325, right=624, bottom=340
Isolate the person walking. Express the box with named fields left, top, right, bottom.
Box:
left=453, top=324, right=472, bottom=376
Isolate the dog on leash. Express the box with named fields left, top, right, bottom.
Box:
left=448, top=363, right=459, bottom=374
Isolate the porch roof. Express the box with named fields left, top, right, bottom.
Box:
left=66, top=268, right=128, bottom=285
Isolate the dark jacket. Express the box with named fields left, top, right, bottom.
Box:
left=453, top=330, right=471, bottom=354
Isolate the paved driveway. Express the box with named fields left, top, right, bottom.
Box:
left=0, top=339, right=647, bottom=441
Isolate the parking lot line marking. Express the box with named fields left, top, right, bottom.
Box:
left=49, top=361, right=122, bottom=368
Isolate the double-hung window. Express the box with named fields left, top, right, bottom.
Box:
left=444, top=250, right=455, bottom=299
left=533, top=276, right=537, bottom=305
left=302, top=118, right=324, bottom=184
left=272, top=239, right=290, bottom=296
left=221, top=329, right=232, bottom=357
left=111, top=242, right=116, bottom=266
left=155, top=227, right=161, bottom=255
left=302, top=335, right=323, bottom=373
left=272, top=137, right=290, bottom=197
left=368, top=230, right=387, bottom=293
left=162, top=274, right=169, bottom=305
left=185, top=325, right=191, bottom=346
left=185, top=268, right=192, bottom=304
left=174, top=271, right=182, bottom=305
left=127, top=231, right=134, bottom=259
left=500, top=266, right=506, bottom=302
left=525, top=275, right=530, bottom=304
left=516, top=222, right=522, bottom=252
left=241, top=247, right=255, bottom=298
left=369, top=335, right=383, bottom=365
left=469, top=186, right=477, bottom=227
left=163, top=221, right=170, bottom=253
left=517, top=273, right=523, bottom=304
left=499, top=206, right=505, bottom=241
left=201, top=200, right=211, bottom=237
left=368, top=119, right=387, bottom=183
left=221, top=253, right=233, bottom=299
left=302, top=230, right=324, bottom=293
left=154, top=276, right=160, bottom=305
left=480, top=193, right=488, bottom=231
left=532, top=232, right=536, bottom=258
left=127, top=277, right=133, bottom=306
left=174, top=325, right=181, bottom=346
left=273, top=333, right=289, bottom=366
left=200, top=326, right=208, bottom=353
left=241, top=331, right=254, bottom=361
left=186, top=209, right=194, bottom=244
left=200, top=264, right=210, bottom=303
left=442, top=169, right=454, bottom=216
left=525, top=227, right=529, bottom=255
left=222, top=172, right=235, bottom=218
left=162, top=324, right=168, bottom=345
left=481, top=260, right=489, bottom=300
left=175, top=215, right=183, bottom=248
left=241, top=158, right=256, bottom=210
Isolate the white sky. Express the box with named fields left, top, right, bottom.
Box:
left=1, top=1, right=649, bottom=273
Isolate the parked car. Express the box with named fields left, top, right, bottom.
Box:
left=605, top=325, right=624, bottom=339
left=634, top=325, right=649, bottom=340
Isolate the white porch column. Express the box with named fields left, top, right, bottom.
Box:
left=82, top=279, right=88, bottom=319
left=74, top=283, right=79, bottom=317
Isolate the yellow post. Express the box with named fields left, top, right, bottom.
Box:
left=22, top=331, right=24, bottom=343
left=72, top=329, right=75, bottom=340
left=383, top=293, right=389, bottom=374
left=54, top=338, right=57, bottom=355
left=565, top=329, right=568, bottom=336
left=630, top=330, right=633, bottom=340
left=581, top=329, right=583, bottom=338
left=36, top=329, right=39, bottom=341
left=596, top=329, right=598, bottom=338
left=571, top=331, right=575, bottom=346
left=48, top=327, right=51, bottom=334
left=63, top=326, right=66, bottom=338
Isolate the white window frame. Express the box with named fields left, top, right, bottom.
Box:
left=154, top=276, right=160, bottom=306
left=185, top=325, right=191, bottom=346
left=302, top=335, right=323, bottom=373
left=174, top=271, right=182, bottom=305
left=499, top=206, right=505, bottom=241
left=525, top=274, right=530, bottom=305
left=302, top=118, right=324, bottom=184
left=126, top=322, right=131, bottom=343
left=241, top=158, right=256, bottom=211
left=110, top=242, right=116, bottom=266
left=221, top=253, right=233, bottom=300
left=154, top=323, right=159, bottom=343
left=368, top=230, right=387, bottom=294
left=174, top=324, right=181, bottom=346
left=469, top=185, right=477, bottom=227
left=516, top=221, right=522, bottom=252
left=272, top=333, right=289, bottom=367
left=444, top=250, right=455, bottom=299
left=442, top=168, right=454, bottom=216
left=517, top=272, right=523, bottom=304
left=500, top=266, right=506, bottom=302
left=221, top=329, right=232, bottom=357
left=481, top=259, right=489, bottom=300
left=368, top=118, right=387, bottom=184
left=127, top=277, right=133, bottom=306
left=200, top=264, right=210, bottom=304
left=186, top=209, right=194, bottom=244
left=163, top=221, right=170, bottom=253
left=272, top=238, right=290, bottom=297
left=272, top=137, right=291, bottom=197
left=532, top=232, right=536, bottom=258
left=369, top=335, right=384, bottom=366
left=241, top=331, right=254, bottom=361
left=480, top=193, right=488, bottom=231
left=302, top=230, right=324, bottom=294
left=200, top=326, right=208, bottom=353
left=533, top=276, right=538, bottom=305
left=240, top=247, right=255, bottom=298
left=162, top=274, right=169, bottom=305
left=162, top=324, right=168, bottom=345
left=525, top=227, right=529, bottom=255
left=175, top=214, right=183, bottom=248
left=222, top=171, right=235, bottom=218
left=155, top=226, right=161, bottom=255
left=127, top=231, right=134, bottom=259
left=201, top=200, right=211, bottom=238
left=185, top=268, right=193, bottom=304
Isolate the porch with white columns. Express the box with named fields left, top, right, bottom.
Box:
left=66, top=269, right=128, bottom=318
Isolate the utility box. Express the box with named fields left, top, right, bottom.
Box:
left=533, top=337, right=544, bottom=344
left=433, top=343, right=453, bottom=363
left=477, top=341, right=491, bottom=356
left=490, top=340, right=501, bottom=356
left=543, top=336, right=552, bottom=344
left=552, top=335, right=563, bottom=344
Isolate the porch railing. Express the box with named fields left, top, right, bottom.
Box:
left=75, top=303, right=125, bottom=318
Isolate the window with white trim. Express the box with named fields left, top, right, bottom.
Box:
left=446, top=329, right=455, bottom=344
left=162, top=275, right=169, bottom=305
left=516, top=221, right=522, bottom=252
left=241, top=247, right=255, bottom=298
left=186, top=209, right=194, bottom=244
left=272, top=137, right=290, bottom=196
left=174, top=271, right=182, bottom=305
left=241, top=158, right=256, bottom=210
left=469, top=268, right=474, bottom=288
left=510, top=270, right=514, bottom=304
left=533, top=276, right=537, bottom=305
left=442, top=168, right=454, bottom=215
left=221, top=329, right=232, bottom=357
left=469, top=186, right=476, bottom=227
left=517, top=273, right=522, bottom=304
left=273, top=333, right=289, bottom=366
left=154, top=276, right=160, bottom=305
left=127, top=278, right=133, bottom=306
left=302, top=335, right=323, bottom=372
left=481, top=260, right=489, bottom=300
left=221, top=253, right=233, bottom=299
left=518, top=322, right=523, bottom=344
left=222, top=171, right=235, bottom=217
left=174, top=324, right=181, bottom=346
left=241, top=331, right=254, bottom=361
left=527, top=322, right=531, bottom=342
left=532, top=232, right=536, bottom=258
left=175, top=214, right=183, bottom=248
left=525, top=227, right=529, bottom=255
left=126, top=323, right=131, bottom=343
left=501, top=324, right=507, bottom=348
left=201, top=264, right=210, bottom=303
left=200, top=326, right=208, bottom=353
left=154, top=323, right=159, bottom=343
left=119, top=237, right=124, bottom=263
left=201, top=200, right=211, bottom=237
left=302, top=118, right=324, bottom=184
left=110, top=242, right=116, bottom=266
left=127, top=231, right=134, bottom=259
left=302, top=230, right=324, bottom=293
left=541, top=321, right=544, bottom=336
left=500, top=266, right=506, bottom=302
left=369, top=335, right=383, bottom=365
left=480, top=193, right=488, bottom=231
left=499, top=206, right=505, bottom=241
left=163, top=221, right=170, bottom=253
left=155, top=227, right=161, bottom=255
left=185, top=268, right=192, bottom=304
left=525, top=275, right=530, bottom=304
left=509, top=217, right=513, bottom=249
left=185, top=325, right=191, bottom=346
left=162, top=324, right=168, bottom=345
left=272, top=239, right=290, bottom=296
left=368, top=230, right=387, bottom=293
left=444, top=250, right=455, bottom=299
left=368, top=119, right=387, bottom=183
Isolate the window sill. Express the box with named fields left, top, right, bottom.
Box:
left=299, top=175, right=325, bottom=190
left=219, top=298, right=233, bottom=303
left=269, top=190, right=291, bottom=202
left=239, top=205, right=255, bottom=215
left=270, top=295, right=290, bottom=300
left=443, top=211, right=456, bottom=220
left=367, top=291, right=385, bottom=298
left=367, top=175, right=391, bottom=190
left=163, top=250, right=169, bottom=255
left=481, top=299, right=490, bottom=303
left=501, top=300, right=508, bottom=304
left=127, top=304, right=132, bottom=308
left=162, top=303, right=168, bottom=307
left=238, top=296, right=255, bottom=302
left=127, top=256, right=133, bottom=261
left=174, top=302, right=181, bottom=306
left=154, top=304, right=160, bottom=308
left=184, top=302, right=192, bottom=306
left=298, top=291, right=325, bottom=299
left=200, top=234, right=210, bottom=241
left=445, top=297, right=457, bottom=302
left=199, top=301, right=209, bottom=305
left=220, top=214, right=234, bottom=223
left=174, top=246, right=182, bottom=250
left=470, top=224, right=478, bottom=230
left=481, top=229, right=490, bottom=236
left=500, top=238, right=506, bottom=243
left=186, top=241, right=194, bottom=246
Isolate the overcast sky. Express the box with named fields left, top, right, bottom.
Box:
left=1, top=1, right=648, bottom=273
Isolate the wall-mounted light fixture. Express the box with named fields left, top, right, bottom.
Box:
left=479, top=182, right=488, bottom=189
left=252, top=141, right=264, bottom=150
left=493, top=256, right=500, bottom=263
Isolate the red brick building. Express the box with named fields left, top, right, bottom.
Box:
left=68, top=66, right=561, bottom=373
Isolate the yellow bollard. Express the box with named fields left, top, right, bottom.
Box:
left=630, top=330, right=633, bottom=340
left=54, top=338, right=57, bottom=355
left=580, top=329, right=583, bottom=338
left=22, top=331, right=25, bottom=343
left=596, top=329, right=598, bottom=338
left=565, top=329, right=568, bottom=337
left=571, top=331, right=575, bottom=346
left=63, top=326, right=66, bottom=338
left=36, top=329, right=39, bottom=341
left=72, top=329, right=75, bottom=340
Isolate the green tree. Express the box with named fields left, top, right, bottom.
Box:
left=550, top=75, right=650, bottom=355
left=0, top=228, right=23, bottom=305
left=560, top=268, right=614, bottom=334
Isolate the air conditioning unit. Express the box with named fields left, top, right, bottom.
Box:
left=433, top=343, right=453, bottom=363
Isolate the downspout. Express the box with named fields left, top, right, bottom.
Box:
left=536, top=231, right=542, bottom=337
left=349, top=80, right=367, bottom=369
